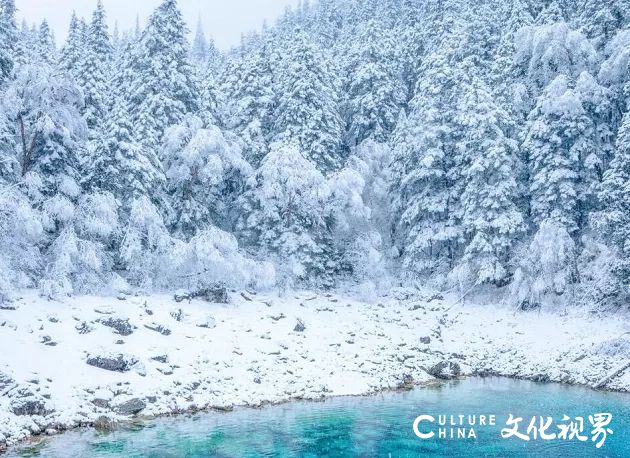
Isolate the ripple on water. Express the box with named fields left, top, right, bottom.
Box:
left=7, top=378, right=630, bottom=458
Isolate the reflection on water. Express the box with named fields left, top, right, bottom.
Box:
left=8, top=377, right=630, bottom=457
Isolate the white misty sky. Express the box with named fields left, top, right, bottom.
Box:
left=15, top=0, right=299, bottom=50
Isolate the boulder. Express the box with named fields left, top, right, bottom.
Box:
left=91, top=398, right=110, bottom=409
left=428, top=361, right=461, bottom=380
left=75, top=321, right=94, bottom=335
left=99, top=318, right=134, bottom=336
left=419, top=336, right=431, bottom=344
left=397, top=374, right=415, bottom=391
left=93, top=416, right=116, bottom=431
left=86, top=354, right=138, bottom=373
left=196, top=315, right=216, bottom=329
left=114, top=398, right=146, bottom=416
left=10, top=389, right=51, bottom=416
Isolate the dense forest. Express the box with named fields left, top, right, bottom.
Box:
left=0, top=0, right=629, bottom=309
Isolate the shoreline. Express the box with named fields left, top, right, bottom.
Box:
left=4, top=374, right=628, bottom=454
left=1, top=288, right=629, bottom=452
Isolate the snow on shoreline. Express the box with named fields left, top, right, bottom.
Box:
left=1, top=288, right=629, bottom=450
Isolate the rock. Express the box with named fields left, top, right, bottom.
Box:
left=428, top=361, right=461, bottom=380
left=93, top=416, right=116, bottom=431
left=157, top=367, right=173, bottom=376
left=420, top=336, right=431, bottom=344
left=94, top=306, right=115, bottom=315
left=45, top=428, right=57, bottom=436
left=174, top=284, right=228, bottom=304
left=75, top=321, right=94, bottom=335
left=86, top=354, right=138, bottom=373
left=196, top=315, right=216, bottom=329
left=0, top=304, right=16, bottom=311
left=398, top=374, right=415, bottom=390
left=10, top=389, right=51, bottom=416
left=293, top=319, right=306, bottom=332
left=99, top=318, right=134, bottom=336
left=518, top=299, right=541, bottom=312
left=40, top=335, right=57, bottom=346
left=144, top=323, right=171, bottom=336
left=92, top=398, right=110, bottom=409
left=151, top=355, right=168, bottom=364
left=114, top=398, right=146, bottom=416
left=531, top=373, right=551, bottom=383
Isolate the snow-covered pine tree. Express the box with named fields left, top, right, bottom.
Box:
left=390, top=41, right=465, bottom=278
left=574, top=72, right=614, bottom=222
left=535, top=1, right=565, bottom=25
left=190, top=16, right=208, bottom=66
left=77, top=0, right=112, bottom=131
left=455, top=72, right=525, bottom=286
left=125, top=0, right=199, bottom=148
left=342, top=19, right=404, bottom=147
left=162, top=115, right=251, bottom=238
left=598, top=110, right=630, bottom=288
left=36, top=20, right=56, bottom=66
left=60, top=12, right=84, bottom=77
left=0, top=0, right=16, bottom=84
left=514, top=22, right=597, bottom=92
left=88, top=94, right=164, bottom=210
left=490, top=0, right=534, bottom=124
left=577, top=0, right=625, bottom=50
left=221, top=44, right=274, bottom=166
left=522, top=75, right=589, bottom=235
left=238, top=141, right=334, bottom=286
left=272, top=30, right=343, bottom=172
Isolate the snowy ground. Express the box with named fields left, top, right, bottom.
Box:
left=1, top=288, right=629, bottom=449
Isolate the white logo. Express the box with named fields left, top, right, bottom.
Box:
left=413, top=413, right=613, bottom=448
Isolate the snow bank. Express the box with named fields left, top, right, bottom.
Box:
left=0, top=288, right=628, bottom=449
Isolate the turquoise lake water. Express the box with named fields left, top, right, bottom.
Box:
left=8, top=377, right=630, bottom=457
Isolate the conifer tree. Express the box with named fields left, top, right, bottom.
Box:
left=60, top=12, right=84, bottom=76
left=272, top=31, right=343, bottom=172
left=88, top=94, right=164, bottom=209
left=0, top=0, right=16, bottom=84
left=598, top=111, right=630, bottom=286
left=222, top=46, right=274, bottom=166
left=343, top=20, right=404, bottom=146
left=78, top=0, right=112, bottom=131
left=239, top=141, right=334, bottom=285
left=456, top=73, right=525, bottom=285
left=390, top=41, right=464, bottom=276
left=522, top=75, right=589, bottom=235
left=190, top=16, right=208, bottom=65
left=125, top=0, right=199, bottom=147
left=36, top=20, right=56, bottom=65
